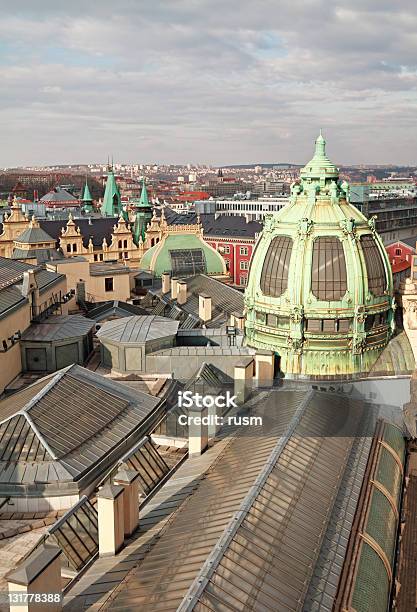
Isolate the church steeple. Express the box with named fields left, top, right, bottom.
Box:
left=101, top=165, right=121, bottom=217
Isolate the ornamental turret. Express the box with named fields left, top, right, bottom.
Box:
left=82, top=179, right=94, bottom=213
left=133, top=178, right=153, bottom=246
left=244, top=133, right=395, bottom=378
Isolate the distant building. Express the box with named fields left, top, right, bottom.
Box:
left=196, top=196, right=287, bottom=221
left=40, top=186, right=80, bottom=211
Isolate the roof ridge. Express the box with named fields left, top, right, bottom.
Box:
left=0, top=366, right=74, bottom=427
left=177, top=388, right=314, bottom=611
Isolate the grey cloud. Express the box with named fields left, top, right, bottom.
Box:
left=1, top=1, right=417, bottom=165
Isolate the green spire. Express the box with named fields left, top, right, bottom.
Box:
left=139, top=178, right=149, bottom=207
left=300, top=131, right=339, bottom=183
left=101, top=167, right=121, bottom=217
left=132, top=180, right=152, bottom=245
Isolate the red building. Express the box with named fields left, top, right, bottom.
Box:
left=385, top=238, right=416, bottom=290
left=162, top=208, right=261, bottom=287
left=202, top=215, right=262, bottom=287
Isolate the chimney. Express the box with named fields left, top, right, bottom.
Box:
left=188, top=404, right=208, bottom=457
left=199, top=293, right=212, bottom=322
left=22, top=270, right=40, bottom=317
left=161, top=272, right=171, bottom=294
left=97, top=484, right=125, bottom=556
left=113, top=468, right=140, bottom=537
left=171, top=278, right=179, bottom=299
left=177, top=281, right=187, bottom=305
left=231, top=312, right=245, bottom=330
left=234, top=358, right=254, bottom=404
left=6, top=544, right=62, bottom=612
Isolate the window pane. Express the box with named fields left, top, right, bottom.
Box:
left=360, top=235, right=387, bottom=296
left=260, top=236, right=293, bottom=297
left=311, top=237, right=347, bottom=301
left=266, top=314, right=278, bottom=327
left=169, top=249, right=206, bottom=276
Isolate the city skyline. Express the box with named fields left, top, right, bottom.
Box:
left=2, top=1, right=417, bottom=166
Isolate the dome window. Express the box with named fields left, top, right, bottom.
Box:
left=311, top=237, right=347, bottom=301
left=260, top=235, right=293, bottom=297
left=360, top=235, right=387, bottom=296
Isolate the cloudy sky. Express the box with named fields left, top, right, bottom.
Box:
left=2, top=1, right=417, bottom=166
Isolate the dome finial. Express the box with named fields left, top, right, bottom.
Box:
left=314, top=130, right=326, bottom=157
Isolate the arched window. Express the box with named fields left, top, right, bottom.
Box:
left=260, top=236, right=293, bottom=297
left=118, top=240, right=122, bottom=249
left=123, top=239, right=128, bottom=248
left=66, top=244, right=71, bottom=253
left=360, top=235, right=387, bottom=296
left=311, top=237, right=347, bottom=301
left=72, top=243, right=77, bottom=253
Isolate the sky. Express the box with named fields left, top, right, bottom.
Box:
left=1, top=1, right=417, bottom=166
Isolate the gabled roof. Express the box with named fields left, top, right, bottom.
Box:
left=0, top=365, right=162, bottom=492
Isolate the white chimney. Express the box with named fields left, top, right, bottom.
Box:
left=199, top=293, right=212, bottom=322
left=177, top=281, right=187, bottom=305
left=171, top=278, right=179, bottom=299
left=161, top=272, right=170, bottom=294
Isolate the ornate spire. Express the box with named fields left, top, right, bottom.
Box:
left=139, top=178, right=150, bottom=207
left=101, top=167, right=121, bottom=217
left=299, top=131, right=339, bottom=183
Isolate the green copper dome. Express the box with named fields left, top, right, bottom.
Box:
left=139, top=232, right=226, bottom=278
left=244, top=133, right=395, bottom=378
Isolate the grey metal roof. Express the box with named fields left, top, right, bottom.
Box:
left=96, top=315, right=179, bottom=344
left=179, top=313, right=200, bottom=329
left=40, top=188, right=78, bottom=202
left=87, top=300, right=148, bottom=322
left=101, top=388, right=376, bottom=612
left=0, top=365, right=162, bottom=493
left=162, top=207, right=262, bottom=238
left=15, top=227, right=55, bottom=245
left=39, top=218, right=117, bottom=249
left=21, top=315, right=95, bottom=342
left=153, top=274, right=244, bottom=326
left=12, top=248, right=62, bottom=263
left=0, top=257, right=64, bottom=319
